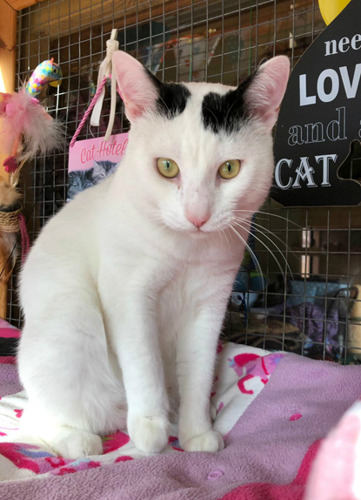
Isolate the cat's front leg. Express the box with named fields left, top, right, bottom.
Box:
left=100, top=278, right=170, bottom=454
left=176, top=302, right=227, bottom=453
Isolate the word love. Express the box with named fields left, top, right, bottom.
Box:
left=299, top=63, right=361, bottom=106
left=80, top=138, right=128, bottom=164
left=275, top=154, right=337, bottom=190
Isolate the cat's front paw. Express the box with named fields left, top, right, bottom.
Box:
left=54, top=431, right=103, bottom=459
left=129, top=415, right=169, bottom=454
left=181, top=429, right=224, bottom=453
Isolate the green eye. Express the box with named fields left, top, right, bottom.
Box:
left=218, top=159, right=241, bottom=179
left=157, top=158, right=179, bottom=178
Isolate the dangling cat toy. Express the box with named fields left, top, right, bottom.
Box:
left=0, top=58, right=63, bottom=174
left=0, top=58, right=63, bottom=277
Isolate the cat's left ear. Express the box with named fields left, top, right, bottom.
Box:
left=112, top=50, right=159, bottom=122
left=244, top=56, right=290, bottom=130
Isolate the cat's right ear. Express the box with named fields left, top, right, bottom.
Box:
left=243, top=56, right=290, bottom=131
left=112, top=50, right=159, bottom=122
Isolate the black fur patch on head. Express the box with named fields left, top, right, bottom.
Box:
left=202, top=73, right=255, bottom=133
left=146, top=69, right=191, bottom=118
left=157, top=82, right=191, bottom=118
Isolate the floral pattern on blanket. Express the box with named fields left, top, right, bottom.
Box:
left=0, top=344, right=283, bottom=481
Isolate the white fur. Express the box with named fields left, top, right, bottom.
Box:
left=18, top=52, right=289, bottom=459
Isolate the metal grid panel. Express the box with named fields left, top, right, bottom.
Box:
left=9, top=0, right=361, bottom=363
left=224, top=201, right=361, bottom=364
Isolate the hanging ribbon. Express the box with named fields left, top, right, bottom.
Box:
left=90, top=29, right=119, bottom=141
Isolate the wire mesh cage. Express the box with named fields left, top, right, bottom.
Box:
left=9, top=0, right=361, bottom=363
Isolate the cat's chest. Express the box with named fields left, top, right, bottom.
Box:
left=99, top=200, right=245, bottom=300
left=102, top=216, right=239, bottom=266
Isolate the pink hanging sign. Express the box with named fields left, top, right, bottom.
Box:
left=68, top=133, right=128, bottom=172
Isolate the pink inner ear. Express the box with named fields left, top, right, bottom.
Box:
left=246, top=56, right=290, bottom=130
left=112, top=51, right=159, bottom=121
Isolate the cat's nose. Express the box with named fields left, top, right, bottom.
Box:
left=186, top=214, right=210, bottom=229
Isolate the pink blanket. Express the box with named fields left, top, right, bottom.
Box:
left=0, top=345, right=360, bottom=499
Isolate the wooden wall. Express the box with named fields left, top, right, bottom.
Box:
left=0, top=0, right=17, bottom=318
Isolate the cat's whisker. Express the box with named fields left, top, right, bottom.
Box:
left=239, top=218, right=299, bottom=274
left=233, top=218, right=288, bottom=279
left=221, top=228, right=231, bottom=250
left=233, top=209, right=302, bottom=228
left=234, top=216, right=295, bottom=280
left=232, top=220, right=287, bottom=280
left=237, top=217, right=290, bottom=250
left=229, top=225, right=265, bottom=292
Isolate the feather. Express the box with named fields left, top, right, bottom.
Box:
left=0, top=89, right=64, bottom=161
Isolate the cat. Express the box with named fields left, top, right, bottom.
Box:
left=17, top=50, right=290, bottom=459
left=68, top=160, right=118, bottom=200
left=67, top=168, right=96, bottom=200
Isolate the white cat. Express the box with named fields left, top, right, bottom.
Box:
left=17, top=50, right=290, bottom=459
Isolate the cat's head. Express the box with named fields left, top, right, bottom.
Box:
left=68, top=168, right=95, bottom=200
left=113, top=50, right=289, bottom=235
left=92, top=160, right=118, bottom=182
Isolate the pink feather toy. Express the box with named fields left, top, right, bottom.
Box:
left=0, top=58, right=63, bottom=174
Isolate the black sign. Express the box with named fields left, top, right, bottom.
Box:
left=273, top=0, right=361, bottom=206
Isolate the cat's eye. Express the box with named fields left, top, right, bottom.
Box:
left=218, top=159, right=241, bottom=179
left=157, top=158, right=179, bottom=178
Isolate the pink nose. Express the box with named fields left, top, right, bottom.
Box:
left=187, top=215, right=209, bottom=229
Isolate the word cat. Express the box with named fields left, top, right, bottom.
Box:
left=18, top=50, right=290, bottom=459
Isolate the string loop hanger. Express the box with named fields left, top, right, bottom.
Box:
left=90, top=29, right=119, bottom=141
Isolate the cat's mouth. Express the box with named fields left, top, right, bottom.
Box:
left=188, top=225, right=212, bottom=236
left=190, top=228, right=206, bottom=235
